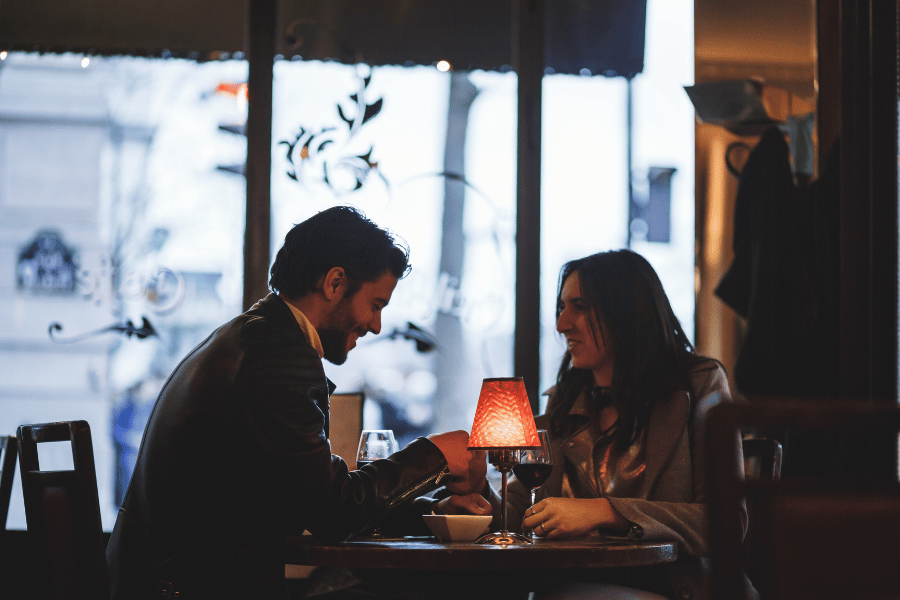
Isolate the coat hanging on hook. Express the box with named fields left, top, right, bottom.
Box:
left=715, top=127, right=841, bottom=398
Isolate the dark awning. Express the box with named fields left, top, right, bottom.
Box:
left=1, top=0, right=646, bottom=76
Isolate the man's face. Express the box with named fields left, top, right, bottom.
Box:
left=319, top=270, right=399, bottom=365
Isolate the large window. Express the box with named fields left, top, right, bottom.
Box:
left=0, top=54, right=247, bottom=529
left=0, top=0, right=693, bottom=531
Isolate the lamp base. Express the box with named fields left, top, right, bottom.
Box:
left=475, top=531, right=533, bottom=545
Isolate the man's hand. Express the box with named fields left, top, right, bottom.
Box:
left=427, top=430, right=488, bottom=495
left=433, top=493, right=492, bottom=516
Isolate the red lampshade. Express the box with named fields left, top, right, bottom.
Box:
left=468, top=377, right=540, bottom=450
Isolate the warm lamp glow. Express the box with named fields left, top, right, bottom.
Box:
left=467, top=377, right=539, bottom=545
left=468, top=378, right=539, bottom=450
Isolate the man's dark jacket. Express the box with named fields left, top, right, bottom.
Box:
left=106, top=294, right=448, bottom=599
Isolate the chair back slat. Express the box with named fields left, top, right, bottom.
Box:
left=1, top=435, right=18, bottom=535
left=17, top=420, right=111, bottom=600
left=738, top=436, right=784, bottom=586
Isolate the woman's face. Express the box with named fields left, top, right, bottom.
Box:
left=556, top=272, right=614, bottom=386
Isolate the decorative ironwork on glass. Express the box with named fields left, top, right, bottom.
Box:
left=17, top=230, right=78, bottom=295
left=383, top=322, right=438, bottom=353
left=48, top=317, right=158, bottom=344
left=281, top=70, right=386, bottom=195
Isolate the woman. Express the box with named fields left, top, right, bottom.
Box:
left=498, top=249, right=757, bottom=600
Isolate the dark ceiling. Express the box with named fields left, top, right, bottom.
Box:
left=0, top=0, right=648, bottom=77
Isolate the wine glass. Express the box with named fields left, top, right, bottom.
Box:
left=356, top=430, right=399, bottom=538
left=512, top=429, right=553, bottom=539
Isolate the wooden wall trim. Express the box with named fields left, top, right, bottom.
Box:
left=513, top=0, right=544, bottom=411
left=838, top=0, right=899, bottom=400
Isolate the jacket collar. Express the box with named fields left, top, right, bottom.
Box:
left=247, top=294, right=336, bottom=396
left=248, top=293, right=298, bottom=329
left=554, top=386, right=691, bottom=498
left=278, top=295, right=325, bottom=358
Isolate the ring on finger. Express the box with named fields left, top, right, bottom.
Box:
left=539, top=521, right=547, bottom=533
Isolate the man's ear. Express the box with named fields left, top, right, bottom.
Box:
left=322, top=267, right=346, bottom=301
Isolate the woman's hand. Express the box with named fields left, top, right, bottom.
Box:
left=433, top=493, right=493, bottom=516
left=522, top=497, right=628, bottom=538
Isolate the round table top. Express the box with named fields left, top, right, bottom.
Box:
left=284, top=535, right=678, bottom=571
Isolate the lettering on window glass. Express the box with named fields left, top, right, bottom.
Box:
left=47, top=260, right=183, bottom=343
left=17, top=229, right=185, bottom=315
left=116, top=266, right=186, bottom=315
left=427, top=272, right=505, bottom=332
left=80, top=261, right=186, bottom=315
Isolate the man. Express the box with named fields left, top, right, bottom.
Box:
left=107, top=206, right=485, bottom=600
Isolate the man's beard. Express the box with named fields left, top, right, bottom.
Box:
left=319, top=298, right=355, bottom=365
left=320, top=327, right=350, bottom=365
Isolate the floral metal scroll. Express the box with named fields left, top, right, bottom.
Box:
left=281, top=70, right=387, bottom=195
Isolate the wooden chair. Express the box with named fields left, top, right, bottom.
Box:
left=707, top=400, right=900, bottom=600
left=18, top=420, right=111, bottom=600
left=738, top=436, right=783, bottom=589
left=1, top=435, right=17, bottom=538
left=328, top=391, right=366, bottom=470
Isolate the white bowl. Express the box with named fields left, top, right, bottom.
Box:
left=422, top=514, right=493, bottom=542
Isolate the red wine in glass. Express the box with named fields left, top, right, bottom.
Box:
left=513, top=429, right=552, bottom=539
left=512, top=463, right=552, bottom=489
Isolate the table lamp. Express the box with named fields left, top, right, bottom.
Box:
left=468, top=377, right=540, bottom=545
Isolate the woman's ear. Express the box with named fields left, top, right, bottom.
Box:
left=322, top=267, right=346, bottom=301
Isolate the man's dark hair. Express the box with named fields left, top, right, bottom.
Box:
left=269, top=205, right=410, bottom=298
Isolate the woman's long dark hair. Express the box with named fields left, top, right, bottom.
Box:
left=549, top=249, right=704, bottom=446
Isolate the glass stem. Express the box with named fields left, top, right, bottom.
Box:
left=500, top=470, right=509, bottom=535
left=530, top=489, right=537, bottom=537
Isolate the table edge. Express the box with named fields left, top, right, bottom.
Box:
left=284, top=536, right=678, bottom=570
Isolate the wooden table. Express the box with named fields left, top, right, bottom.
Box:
left=284, top=535, right=678, bottom=598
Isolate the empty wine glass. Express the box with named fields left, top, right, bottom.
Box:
left=356, top=430, right=399, bottom=538
left=512, top=429, right=553, bottom=539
